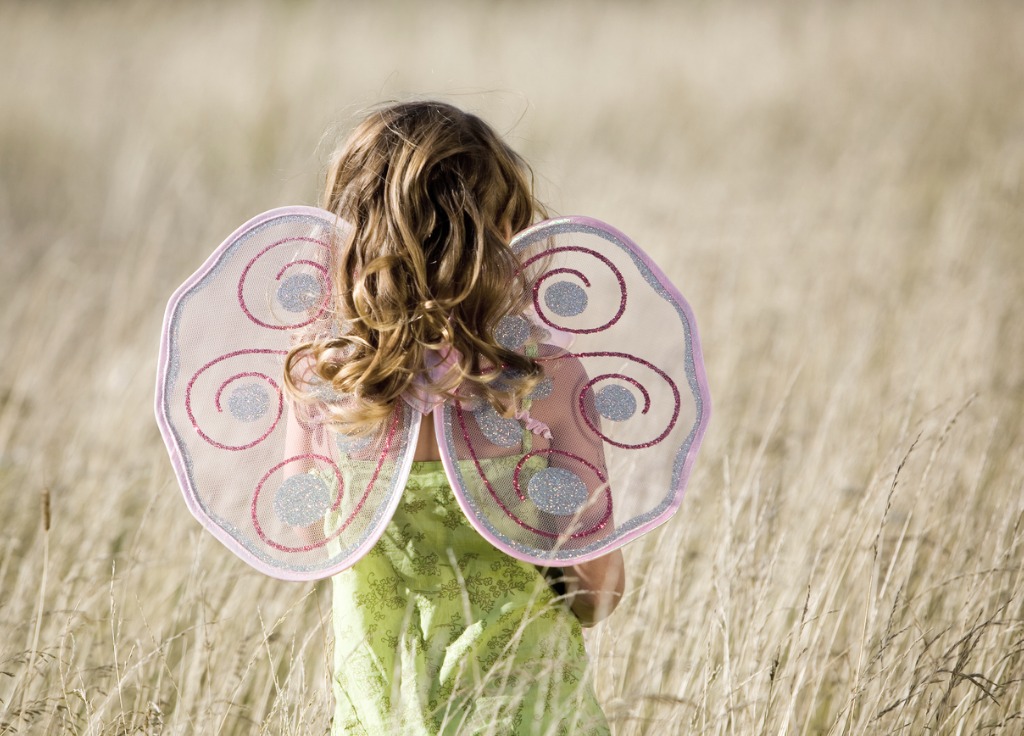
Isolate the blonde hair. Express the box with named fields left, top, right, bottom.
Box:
left=285, top=101, right=546, bottom=432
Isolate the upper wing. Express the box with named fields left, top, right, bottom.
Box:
left=437, top=216, right=711, bottom=566
left=155, top=206, right=418, bottom=581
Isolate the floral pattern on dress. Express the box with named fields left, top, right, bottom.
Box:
left=330, top=461, right=610, bottom=736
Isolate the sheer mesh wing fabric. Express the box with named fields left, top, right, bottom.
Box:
left=438, top=216, right=711, bottom=566
left=155, top=207, right=417, bottom=581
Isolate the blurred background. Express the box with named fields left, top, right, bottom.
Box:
left=1, top=1, right=1022, bottom=733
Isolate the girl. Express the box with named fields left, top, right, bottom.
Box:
left=285, top=102, right=624, bottom=735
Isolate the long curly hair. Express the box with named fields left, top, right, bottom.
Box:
left=284, top=101, right=546, bottom=433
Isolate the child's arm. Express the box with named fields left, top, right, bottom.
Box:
left=540, top=354, right=627, bottom=626
left=561, top=549, right=625, bottom=626
left=282, top=398, right=323, bottom=545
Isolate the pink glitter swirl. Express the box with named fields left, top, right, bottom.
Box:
left=580, top=373, right=651, bottom=416
left=250, top=409, right=402, bottom=553
left=237, top=236, right=331, bottom=330
left=214, top=371, right=270, bottom=412
left=571, top=351, right=681, bottom=449
left=250, top=454, right=343, bottom=553
left=520, top=246, right=627, bottom=334
left=186, top=349, right=286, bottom=451
left=455, top=403, right=612, bottom=540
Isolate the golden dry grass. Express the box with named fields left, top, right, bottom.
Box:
left=1, top=1, right=1022, bottom=733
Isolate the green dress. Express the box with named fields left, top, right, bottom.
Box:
left=329, top=458, right=611, bottom=735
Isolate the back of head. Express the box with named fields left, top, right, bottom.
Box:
left=287, top=101, right=545, bottom=430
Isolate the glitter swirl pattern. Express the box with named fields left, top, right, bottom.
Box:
left=226, top=382, right=271, bottom=422
left=158, top=210, right=709, bottom=577
left=238, top=239, right=331, bottom=330
left=594, top=384, right=637, bottom=421
left=276, top=272, right=324, bottom=313
left=186, top=350, right=286, bottom=451
left=452, top=400, right=614, bottom=540
left=527, top=467, right=589, bottom=516
left=250, top=408, right=405, bottom=553
left=425, top=216, right=712, bottom=564
left=544, top=280, right=588, bottom=317
left=529, top=377, right=554, bottom=400
left=576, top=354, right=680, bottom=449
left=274, top=474, right=332, bottom=526
left=520, top=247, right=627, bottom=335
left=473, top=404, right=522, bottom=448
left=495, top=314, right=531, bottom=350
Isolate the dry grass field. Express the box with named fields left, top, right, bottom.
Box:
left=1, top=1, right=1023, bottom=733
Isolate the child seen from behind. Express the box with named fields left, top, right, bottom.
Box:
left=286, top=101, right=625, bottom=735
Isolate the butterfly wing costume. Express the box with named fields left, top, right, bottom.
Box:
left=155, top=207, right=711, bottom=581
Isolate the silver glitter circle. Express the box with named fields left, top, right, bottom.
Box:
left=473, top=404, right=521, bottom=447
left=595, top=384, right=637, bottom=421
left=529, top=377, right=554, bottom=400
left=274, top=474, right=332, bottom=526
left=527, top=468, right=588, bottom=516
left=309, top=379, right=342, bottom=404
left=336, top=431, right=373, bottom=453
left=495, top=315, right=531, bottom=350
left=277, top=273, right=323, bottom=313
left=226, top=383, right=270, bottom=422
left=544, top=280, right=588, bottom=317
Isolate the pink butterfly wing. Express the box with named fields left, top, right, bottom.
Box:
left=155, top=207, right=418, bottom=580
left=438, top=216, right=711, bottom=566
